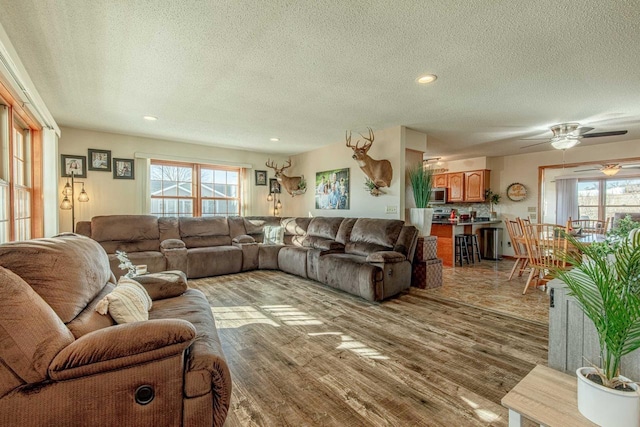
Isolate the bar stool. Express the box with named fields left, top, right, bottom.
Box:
left=464, top=233, right=482, bottom=263
left=454, top=234, right=471, bottom=266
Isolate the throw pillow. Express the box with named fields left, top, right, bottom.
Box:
left=95, top=277, right=152, bottom=323
left=263, top=225, right=284, bottom=245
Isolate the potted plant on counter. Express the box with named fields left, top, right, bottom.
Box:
left=485, top=189, right=501, bottom=219
left=407, top=162, right=434, bottom=236
left=552, top=230, right=640, bottom=427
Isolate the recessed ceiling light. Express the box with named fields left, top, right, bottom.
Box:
left=416, top=74, right=437, bottom=84
left=143, top=115, right=158, bottom=121
left=270, top=137, right=280, bottom=142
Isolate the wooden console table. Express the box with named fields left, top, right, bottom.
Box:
left=501, top=365, right=597, bottom=426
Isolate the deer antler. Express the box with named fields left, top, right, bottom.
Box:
left=282, top=159, right=291, bottom=170
left=345, top=130, right=360, bottom=149
left=266, top=159, right=278, bottom=170
left=358, top=127, right=374, bottom=150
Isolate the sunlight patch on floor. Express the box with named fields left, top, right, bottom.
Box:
left=308, top=332, right=388, bottom=360
left=261, top=304, right=323, bottom=326
left=211, top=306, right=280, bottom=329
left=460, top=396, right=501, bottom=423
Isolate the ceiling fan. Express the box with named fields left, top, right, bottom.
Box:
left=521, top=123, right=628, bottom=150
left=574, top=163, right=640, bottom=176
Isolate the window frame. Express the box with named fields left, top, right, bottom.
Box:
left=149, top=159, right=242, bottom=217
left=578, top=176, right=640, bottom=221
left=0, top=81, right=43, bottom=242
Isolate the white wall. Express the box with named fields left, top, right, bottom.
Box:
left=287, top=126, right=406, bottom=219
left=441, top=156, right=488, bottom=173
left=57, top=127, right=288, bottom=232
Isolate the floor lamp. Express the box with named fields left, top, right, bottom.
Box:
left=59, top=172, right=90, bottom=232
left=267, top=192, right=282, bottom=216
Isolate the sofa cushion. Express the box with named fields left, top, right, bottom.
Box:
left=92, top=215, right=160, bottom=243
left=96, top=277, right=152, bottom=324
left=158, top=216, right=180, bottom=241
left=263, top=226, right=285, bottom=244
left=336, top=217, right=357, bottom=245
left=0, top=234, right=112, bottom=323
left=232, top=234, right=255, bottom=244
left=149, top=289, right=232, bottom=403
left=227, top=216, right=248, bottom=239
left=349, top=218, right=404, bottom=247
left=318, top=253, right=383, bottom=301
left=133, top=270, right=189, bottom=300
left=366, top=251, right=406, bottom=263
left=345, top=219, right=405, bottom=256
left=180, top=217, right=229, bottom=237
left=66, top=283, right=116, bottom=338
left=179, top=217, right=232, bottom=248
left=302, top=236, right=344, bottom=251
left=278, top=247, right=308, bottom=278
left=281, top=217, right=311, bottom=246
left=307, top=217, right=344, bottom=239
left=0, top=266, right=75, bottom=383
left=187, top=246, right=243, bottom=278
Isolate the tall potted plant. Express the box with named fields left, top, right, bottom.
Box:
left=407, top=162, right=434, bottom=236
left=552, top=230, right=640, bottom=427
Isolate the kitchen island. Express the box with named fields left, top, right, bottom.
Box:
left=430, top=220, right=503, bottom=267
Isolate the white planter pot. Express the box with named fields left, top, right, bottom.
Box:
left=576, top=367, right=640, bottom=427
left=410, top=208, right=434, bottom=236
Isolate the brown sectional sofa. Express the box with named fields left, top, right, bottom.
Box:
left=0, top=234, right=231, bottom=426
left=77, top=215, right=419, bottom=302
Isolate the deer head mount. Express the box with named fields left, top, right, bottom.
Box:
left=346, top=127, right=393, bottom=192
left=265, top=159, right=307, bottom=197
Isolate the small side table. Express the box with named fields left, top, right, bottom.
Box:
left=501, top=365, right=597, bottom=427
left=412, top=236, right=443, bottom=289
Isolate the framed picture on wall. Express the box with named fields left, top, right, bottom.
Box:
left=113, top=158, right=135, bottom=180
left=88, top=149, right=112, bottom=171
left=255, top=170, right=267, bottom=186
left=60, top=154, right=87, bottom=178
left=269, top=178, right=281, bottom=194
left=315, top=168, right=350, bottom=210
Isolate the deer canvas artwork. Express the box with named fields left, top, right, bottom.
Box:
left=265, top=159, right=307, bottom=197
left=345, top=128, right=393, bottom=195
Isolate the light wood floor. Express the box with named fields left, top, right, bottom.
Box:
left=190, top=270, right=547, bottom=426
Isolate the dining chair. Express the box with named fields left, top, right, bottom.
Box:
left=521, top=222, right=570, bottom=294
left=567, top=217, right=609, bottom=235
left=504, top=218, right=529, bottom=280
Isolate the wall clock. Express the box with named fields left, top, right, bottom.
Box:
left=506, top=183, right=527, bottom=202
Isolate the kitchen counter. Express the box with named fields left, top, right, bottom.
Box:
left=430, top=220, right=503, bottom=266
left=432, top=220, right=502, bottom=226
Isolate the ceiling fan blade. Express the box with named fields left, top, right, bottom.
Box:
left=576, top=127, right=595, bottom=135
left=581, top=130, right=628, bottom=138
left=574, top=168, right=599, bottom=172
left=520, top=141, right=549, bottom=149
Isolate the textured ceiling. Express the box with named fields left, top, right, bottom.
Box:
left=1, top=1, right=639, bottom=159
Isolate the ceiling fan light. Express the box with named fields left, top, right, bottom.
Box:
left=551, top=136, right=580, bottom=150
left=602, top=166, right=621, bottom=176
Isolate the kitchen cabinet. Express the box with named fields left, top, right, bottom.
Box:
left=447, top=173, right=464, bottom=202
left=464, top=170, right=490, bottom=202
left=432, top=169, right=490, bottom=203
left=433, top=174, right=448, bottom=188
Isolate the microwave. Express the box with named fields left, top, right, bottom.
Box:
left=430, top=187, right=447, bottom=204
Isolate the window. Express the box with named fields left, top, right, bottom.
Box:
left=578, top=177, right=640, bottom=221
left=150, top=160, right=241, bottom=217
left=0, top=93, right=39, bottom=243
left=12, top=121, right=31, bottom=240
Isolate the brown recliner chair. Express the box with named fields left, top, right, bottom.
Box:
left=0, top=234, right=231, bottom=426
